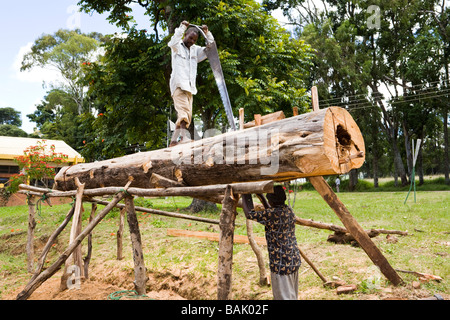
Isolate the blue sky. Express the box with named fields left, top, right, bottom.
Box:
left=0, top=1, right=150, bottom=134
left=0, top=1, right=287, bottom=134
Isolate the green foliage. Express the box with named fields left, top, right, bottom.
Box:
left=266, top=0, right=450, bottom=183
left=0, top=124, right=28, bottom=137
left=6, top=140, right=69, bottom=194
left=21, top=29, right=103, bottom=116
left=76, top=0, right=313, bottom=159
left=27, top=89, right=86, bottom=150
left=0, top=107, right=22, bottom=126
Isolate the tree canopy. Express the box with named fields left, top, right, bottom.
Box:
left=75, top=0, right=313, bottom=160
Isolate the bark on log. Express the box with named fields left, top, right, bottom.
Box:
left=54, top=107, right=365, bottom=191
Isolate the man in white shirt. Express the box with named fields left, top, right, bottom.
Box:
left=168, top=21, right=214, bottom=147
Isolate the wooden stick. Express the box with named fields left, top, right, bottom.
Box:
left=246, top=219, right=269, bottom=285
left=311, top=86, right=319, bottom=112
left=30, top=206, right=75, bottom=282
left=150, top=173, right=185, bottom=188
left=125, top=196, right=148, bottom=295
left=167, top=228, right=266, bottom=246
left=83, top=203, right=96, bottom=278
left=26, top=195, right=37, bottom=274
left=239, top=108, right=244, bottom=130
left=217, top=185, right=238, bottom=300
left=16, top=180, right=133, bottom=300
left=308, top=176, right=403, bottom=286
left=19, top=180, right=274, bottom=198
left=86, top=198, right=223, bottom=225
left=117, top=207, right=125, bottom=260
left=70, top=178, right=85, bottom=276
left=295, top=216, right=408, bottom=237
left=296, top=245, right=327, bottom=283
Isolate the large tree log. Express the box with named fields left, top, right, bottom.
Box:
left=54, top=107, right=365, bottom=190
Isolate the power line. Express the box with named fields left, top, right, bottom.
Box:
left=319, top=86, right=450, bottom=110
left=316, top=79, right=450, bottom=106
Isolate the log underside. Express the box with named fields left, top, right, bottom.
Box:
left=54, top=107, right=365, bottom=191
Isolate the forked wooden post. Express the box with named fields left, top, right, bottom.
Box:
left=217, top=185, right=238, bottom=300
left=125, top=196, right=148, bottom=295
left=309, top=176, right=403, bottom=286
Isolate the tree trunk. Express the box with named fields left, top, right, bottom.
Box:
left=185, top=198, right=218, bottom=213
left=54, top=107, right=365, bottom=190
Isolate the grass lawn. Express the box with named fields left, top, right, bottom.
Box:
left=0, top=190, right=448, bottom=300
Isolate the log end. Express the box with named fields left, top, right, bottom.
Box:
left=323, top=107, right=365, bottom=174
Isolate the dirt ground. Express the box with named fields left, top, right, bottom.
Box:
left=3, top=252, right=448, bottom=301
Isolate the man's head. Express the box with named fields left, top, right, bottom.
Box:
left=266, top=185, right=286, bottom=207
left=183, top=27, right=199, bottom=48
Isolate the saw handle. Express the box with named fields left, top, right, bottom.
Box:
left=190, top=24, right=211, bottom=45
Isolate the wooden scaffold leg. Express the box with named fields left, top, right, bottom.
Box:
left=125, top=196, right=148, bottom=295
left=309, top=176, right=403, bottom=286
left=26, top=195, right=37, bottom=274
left=217, top=185, right=238, bottom=300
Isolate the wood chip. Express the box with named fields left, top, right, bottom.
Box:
left=336, top=284, right=357, bottom=295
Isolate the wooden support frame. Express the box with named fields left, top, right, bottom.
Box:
left=217, top=185, right=238, bottom=300
left=16, top=187, right=129, bottom=300
left=125, top=196, right=148, bottom=295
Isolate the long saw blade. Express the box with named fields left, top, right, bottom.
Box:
left=192, top=25, right=236, bottom=131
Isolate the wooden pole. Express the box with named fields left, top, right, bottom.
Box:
left=297, top=246, right=327, bottom=283
left=217, top=185, right=238, bottom=300
left=26, top=195, right=37, bottom=274
left=70, top=178, right=85, bottom=276
left=21, top=181, right=274, bottom=198
left=308, top=176, right=403, bottom=286
left=60, top=178, right=85, bottom=290
left=117, top=207, right=125, bottom=260
left=125, top=196, right=148, bottom=295
left=246, top=219, right=269, bottom=285
left=83, top=203, right=96, bottom=278
left=311, top=86, right=319, bottom=112
left=16, top=189, right=128, bottom=300
left=31, top=206, right=75, bottom=282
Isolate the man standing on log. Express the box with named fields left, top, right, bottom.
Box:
left=168, top=21, right=214, bottom=147
left=242, top=186, right=301, bottom=300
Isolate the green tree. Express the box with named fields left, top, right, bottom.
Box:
left=6, top=140, right=68, bottom=194
left=265, top=0, right=449, bottom=186
left=0, top=124, right=28, bottom=137
left=77, top=0, right=313, bottom=159
left=0, top=107, right=22, bottom=126
left=21, top=29, right=104, bottom=115
left=27, top=89, right=84, bottom=150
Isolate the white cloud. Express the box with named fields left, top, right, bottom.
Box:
left=11, top=42, right=63, bottom=85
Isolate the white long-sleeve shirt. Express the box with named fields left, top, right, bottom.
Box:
left=168, top=24, right=214, bottom=96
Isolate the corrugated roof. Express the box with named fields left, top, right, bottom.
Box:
left=0, top=136, right=84, bottom=163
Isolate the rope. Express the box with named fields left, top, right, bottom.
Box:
left=107, top=290, right=153, bottom=300
left=117, top=188, right=130, bottom=196
left=404, top=167, right=416, bottom=204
